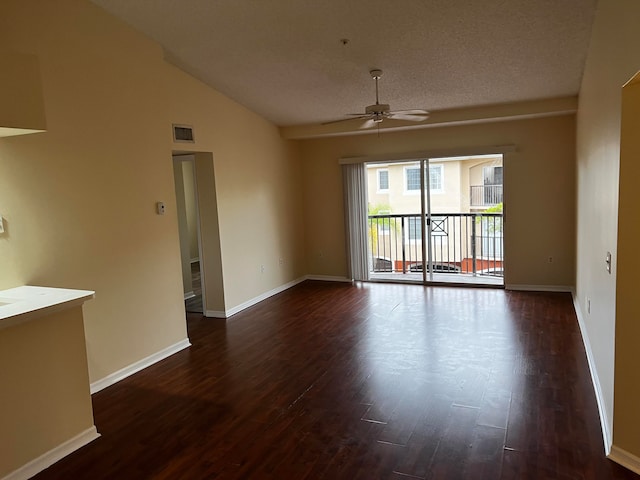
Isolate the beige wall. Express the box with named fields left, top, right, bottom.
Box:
left=173, top=156, right=199, bottom=298
left=0, top=0, right=305, bottom=394
left=182, top=160, right=200, bottom=261
left=173, top=157, right=194, bottom=296
left=576, top=0, right=640, bottom=459
left=165, top=66, right=306, bottom=311
left=193, top=153, right=225, bottom=314
left=0, top=307, right=94, bottom=478
left=0, top=0, right=189, bottom=384
left=0, top=52, right=47, bottom=136
left=301, top=115, right=575, bottom=287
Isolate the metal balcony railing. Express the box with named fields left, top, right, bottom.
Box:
left=470, top=185, right=503, bottom=206
left=368, top=213, right=503, bottom=277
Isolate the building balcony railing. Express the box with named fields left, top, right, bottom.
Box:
left=368, top=212, right=503, bottom=278
left=470, top=185, right=503, bottom=207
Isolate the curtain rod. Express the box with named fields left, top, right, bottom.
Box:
left=339, top=145, right=517, bottom=165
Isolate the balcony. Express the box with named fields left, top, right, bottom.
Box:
left=470, top=184, right=503, bottom=207
left=368, top=213, right=503, bottom=285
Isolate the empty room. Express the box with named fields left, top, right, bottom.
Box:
left=1, top=1, right=640, bottom=479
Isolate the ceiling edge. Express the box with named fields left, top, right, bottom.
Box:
left=280, top=96, right=578, bottom=140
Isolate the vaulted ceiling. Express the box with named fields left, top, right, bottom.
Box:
left=92, top=0, right=597, bottom=136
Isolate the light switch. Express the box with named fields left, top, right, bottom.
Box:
left=156, top=202, right=166, bottom=215
left=605, top=251, right=612, bottom=274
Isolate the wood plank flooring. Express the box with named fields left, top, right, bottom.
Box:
left=33, top=281, right=639, bottom=479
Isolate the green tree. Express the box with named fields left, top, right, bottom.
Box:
left=477, top=202, right=503, bottom=233
left=484, top=202, right=503, bottom=214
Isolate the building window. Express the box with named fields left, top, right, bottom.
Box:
left=377, top=169, right=389, bottom=193
left=483, top=165, right=503, bottom=186
left=429, top=164, right=444, bottom=193
left=481, top=165, right=503, bottom=205
left=405, top=166, right=421, bottom=192
left=404, top=164, right=444, bottom=194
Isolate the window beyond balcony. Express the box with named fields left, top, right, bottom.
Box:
left=404, top=164, right=444, bottom=194
left=377, top=169, right=389, bottom=193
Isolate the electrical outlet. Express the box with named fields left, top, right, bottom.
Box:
left=548, top=256, right=553, bottom=263
left=605, top=252, right=612, bottom=274
left=279, top=257, right=284, bottom=266
left=260, top=264, right=265, bottom=274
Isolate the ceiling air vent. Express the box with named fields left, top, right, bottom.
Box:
left=173, top=124, right=195, bottom=143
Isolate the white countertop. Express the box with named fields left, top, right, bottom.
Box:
left=0, top=286, right=95, bottom=330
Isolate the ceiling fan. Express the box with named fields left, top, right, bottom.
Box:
left=325, top=69, right=430, bottom=128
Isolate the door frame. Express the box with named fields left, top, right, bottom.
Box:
left=352, top=147, right=510, bottom=286
left=172, top=154, right=207, bottom=314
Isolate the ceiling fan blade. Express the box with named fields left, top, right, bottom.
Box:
left=388, top=113, right=430, bottom=122
left=388, top=109, right=430, bottom=115
left=358, top=119, right=378, bottom=129
left=322, top=115, right=369, bottom=125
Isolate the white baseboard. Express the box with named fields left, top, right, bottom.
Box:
left=2, top=426, right=99, bottom=480
left=505, top=284, right=573, bottom=292
left=90, top=338, right=191, bottom=394
left=305, top=275, right=352, bottom=283
left=204, top=276, right=350, bottom=319
left=609, top=445, right=640, bottom=474
left=572, top=290, right=612, bottom=454
left=184, top=291, right=196, bottom=301
left=224, top=276, right=307, bottom=318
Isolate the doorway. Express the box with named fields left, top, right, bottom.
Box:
left=365, top=154, right=504, bottom=286
left=173, top=155, right=206, bottom=313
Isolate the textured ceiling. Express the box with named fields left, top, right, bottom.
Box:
left=92, top=0, right=597, bottom=127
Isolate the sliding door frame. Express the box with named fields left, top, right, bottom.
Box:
left=341, top=145, right=514, bottom=285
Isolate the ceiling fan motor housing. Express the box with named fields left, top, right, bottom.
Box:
left=365, top=103, right=390, bottom=115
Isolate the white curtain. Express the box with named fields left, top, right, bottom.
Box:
left=342, top=163, right=369, bottom=281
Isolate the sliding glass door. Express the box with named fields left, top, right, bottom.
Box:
left=364, top=155, right=504, bottom=286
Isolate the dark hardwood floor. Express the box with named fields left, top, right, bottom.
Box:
left=34, top=281, right=639, bottom=479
